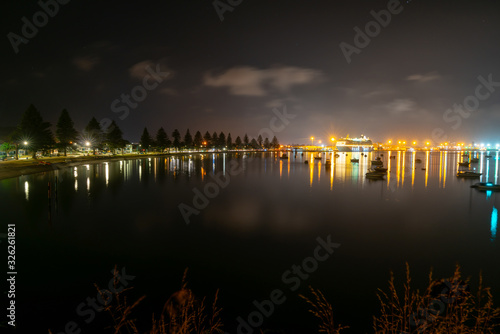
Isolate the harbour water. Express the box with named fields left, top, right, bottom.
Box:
left=1, top=151, right=499, bottom=333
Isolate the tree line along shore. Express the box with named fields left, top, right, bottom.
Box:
left=0, top=104, right=282, bottom=160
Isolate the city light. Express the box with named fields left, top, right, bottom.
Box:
left=388, top=140, right=392, bottom=144
left=412, top=141, right=416, bottom=145
left=331, top=137, right=335, bottom=142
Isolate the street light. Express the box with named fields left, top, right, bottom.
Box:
left=310, top=137, right=314, bottom=146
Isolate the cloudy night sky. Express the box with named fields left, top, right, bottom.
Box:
left=2, top=0, right=500, bottom=145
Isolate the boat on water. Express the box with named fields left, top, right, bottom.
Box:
left=373, top=166, right=387, bottom=172
left=334, top=154, right=340, bottom=158
left=371, top=157, right=383, bottom=165
left=470, top=158, right=479, bottom=163
left=457, top=171, right=482, bottom=178
left=471, top=182, right=500, bottom=191
left=280, top=153, right=288, bottom=159
left=486, top=155, right=493, bottom=158
left=366, top=171, right=385, bottom=179
left=335, top=134, right=374, bottom=152
left=314, top=156, right=322, bottom=160
left=458, top=162, right=470, bottom=167
left=415, top=159, right=422, bottom=163
left=351, top=158, right=359, bottom=163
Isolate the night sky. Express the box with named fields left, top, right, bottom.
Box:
left=2, top=0, right=500, bottom=144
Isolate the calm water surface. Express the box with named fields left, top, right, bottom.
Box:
left=1, top=151, right=499, bottom=333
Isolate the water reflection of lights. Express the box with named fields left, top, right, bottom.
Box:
left=491, top=207, right=498, bottom=241
left=425, top=151, right=429, bottom=188
left=105, top=162, right=109, bottom=186
left=24, top=181, right=29, bottom=200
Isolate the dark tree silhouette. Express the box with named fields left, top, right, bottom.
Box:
left=156, top=127, right=168, bottom=152
left=226, top=133, right=233, bottom=149
left=184, top=129, right=193, bottom=148
left=218, top=132, right=226, bottom=149
left=235, top=136, right=242, bottom=149
left=14, top=104, right=54, bottom=159
left=264, top=137, right=270, bottom=149
left=84, top=117, right=103, bottom=155
left=272, top=136, right=279, bottom=148
left=211, top=132, right=218, bottom=148
left=56, top=109, right=78, bottom=156
left=250, top=138, right=259, bottom=149
left=203, top=131, right=211, bottom=147
left=140, top=127, right=153, bottom=152
left=257, top=134, right=263, bottom=148
left=106, top=121, right=127, bottom=153
left=194, top=131, right=203, bottom=148
left=243, top=134, right=249, bottom=148
left=172, top=129, right=181, bottom=149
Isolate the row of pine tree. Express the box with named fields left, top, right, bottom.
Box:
left=3, top=104, right=280, bottom=158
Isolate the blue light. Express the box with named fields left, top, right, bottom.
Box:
left=491, top=207, right=498, bottom=241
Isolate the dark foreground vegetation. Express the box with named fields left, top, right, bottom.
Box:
left=48, top=264, right=500, bottom=334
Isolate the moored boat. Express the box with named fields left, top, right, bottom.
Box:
left=471, top=182, right=500, bottom=191
left=457, top=171, right=482, bottom=178
left=373, top=166, right=387, bottom=172
left=366, top=171, right=385, bottom=179
left=351, top=158, right=359, bottom=163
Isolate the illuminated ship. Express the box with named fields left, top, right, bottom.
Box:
left=335, top=135, right=374, bottom=152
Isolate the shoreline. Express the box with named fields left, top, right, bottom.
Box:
left=0, top=150, right=271, bottom=181
left=0, top=148, right=478, bottom=181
